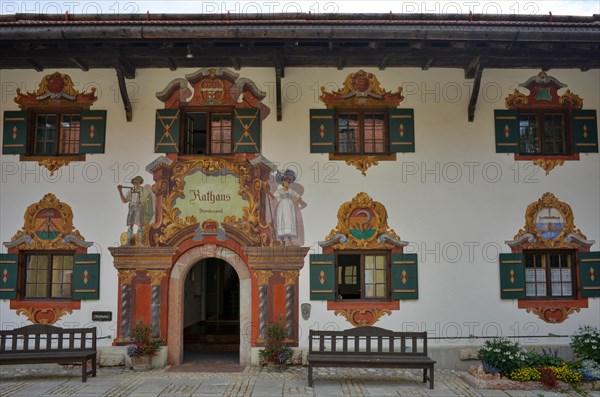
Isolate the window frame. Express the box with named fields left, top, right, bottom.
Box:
left=20, top=250, right=75, bottom=301
left=180, top=106, right=235, bottom=155
left=523, top=249, right=577, bottom=300
left=518, top=109, right=571, bottom=156
left=334, top=108, right=389, bottom=155
left=27, top=108, right=83, bottom=156
left=335, top=250, right=391, bottom=301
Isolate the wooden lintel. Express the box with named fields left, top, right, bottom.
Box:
left=275, top=67, right=283, bottom=122
left=422, top=58, right=433, bottom=71
left=230, top=56, right=241, bottom=70
left=336, top=57, right=345, bottom=70
left=116, top=68, right=133, bottom=122
left=464, top=56, right=480, bottom=79
left=378, top=56, right=389, bottom=70
left=166, top=57, right=177, bottom=71
left=26, top=58, right=43, bottom=72
left=467, top=65, right=484, bottom=122
left=118, top=56, right=136, bottom=79
left=70, top=57, right=89, bottom=71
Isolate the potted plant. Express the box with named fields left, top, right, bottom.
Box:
left=126, top=320, right=162, bottom=370
left=259, top=318, right=293, bottom=370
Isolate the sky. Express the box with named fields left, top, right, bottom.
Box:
left=1, top=0, right=599, bottom=16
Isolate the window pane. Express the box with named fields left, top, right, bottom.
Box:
left=363, top=113, right=385, bottom=154
left=375, top=284, right=386, bottom=297
left=338, top=113, right=359, bottom=153
left=365, top=255, right=374, bottom=269
left=26, top=255, right=49, bottom=298
left=365, top=284, right=374, bottom=298
left=58, top=114, right=80, bottom=154
left=210, top=113, right=232, bottom=154
left=519, top=114, right=540, bottom=154
left=51, top=255, right=73, bottom=298
left=543, top=113, right=565, bottom=154
left=34, top=114, right=57, bottom=155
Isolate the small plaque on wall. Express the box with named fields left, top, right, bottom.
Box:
left=92, top=311, right=112, bottom=321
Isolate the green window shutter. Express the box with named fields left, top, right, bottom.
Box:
left=3, top=110, right=28, bottom=155
left=391, top=254, right=418, bottom=300
left=494, top=110, right=519, bottom=153
left=499, top=253, right=525, bottom=299
left=309, top=254, right=335, bottom=300
left=578, top=251, right=600, bottom=298
left=79, top=110, right=107, bottom=154
left=572, top=109, right=598, bottom=153
left=73, top=254, right=100, bottom=300
left=233, top=108, right=260, bottom=153
left=0, top=254, right=18, bottom=300
left=309, top=109, right=335, bottom=153
left=155, top=109, right=181, bottom=153
left=389, top=108, right=415, bottom=153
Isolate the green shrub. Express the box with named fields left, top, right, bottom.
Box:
left=259, top=318, right=292, bottom=365
left=526, top=348, right=565, bottom=367
left=478, top=338, right=528, bottom=375
left=570, top=325, right=600, bottom=363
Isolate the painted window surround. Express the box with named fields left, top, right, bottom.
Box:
left=0, top=193, right=99, bottom=325
left=500, top=192, right=600, bottom=323
left=1, top=72, right=107, bottom=175
left=494, top=71, right=598, bottom=175
left=309, top=192, right=418, bottom=326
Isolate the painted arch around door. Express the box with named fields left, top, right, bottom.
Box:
left=167, top=244, right=252, bottom=365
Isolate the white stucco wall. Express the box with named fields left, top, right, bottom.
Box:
left=1, top=67, right=599, bottom=355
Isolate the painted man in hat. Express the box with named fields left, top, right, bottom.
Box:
left=270, top=169, right=303, bottom=245
left=117, top=176, right=153, bottom=245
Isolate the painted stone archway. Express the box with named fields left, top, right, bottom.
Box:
left=168, top=244, right=252, bottom=365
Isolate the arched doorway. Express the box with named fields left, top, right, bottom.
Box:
left=183, top=258, right=240, bottom=361
left=168, top=244, right=251, bottom=365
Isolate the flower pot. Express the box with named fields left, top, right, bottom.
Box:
left=267, top=362, right=288, bottom=371
left=131, top=355, right=152, bottom=371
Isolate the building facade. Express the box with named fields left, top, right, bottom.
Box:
left=1, top=13, right=599, bottom=368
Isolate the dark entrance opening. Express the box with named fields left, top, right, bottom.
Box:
left=183, top=258, right=239, bottom=362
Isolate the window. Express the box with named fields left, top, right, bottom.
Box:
left=2, top=109, right=107, bottom=157
left=31, top=110, right=81, bottom=155
left=337, top=110, right=387, bottom=155
left=182, top=110, right=233, bottom=155
left=519, top=111, right=568, bottom=155
left=337, top=252, right=388, bottom=300
left=22, top=252, right=74, bottom=299
left=155, top=108, right=261, bottom=155
left=524, top=251, right=575, bottom=298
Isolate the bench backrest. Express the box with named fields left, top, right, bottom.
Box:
left=0, top=324, right=97, bottom=352
left=309, top=327, right=428, bottom=356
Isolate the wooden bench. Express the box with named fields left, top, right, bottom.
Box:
left=0, top=324, right=97, bottom=382
left=307, top=327, right=436, bottom=389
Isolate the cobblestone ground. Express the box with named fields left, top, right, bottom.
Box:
left=0, top=364, right=598, bottom=397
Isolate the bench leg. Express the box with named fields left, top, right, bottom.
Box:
left=82, top=358, right=87, bottom=382
left=423, top=368, right=427, bottom=384
left=308, top=364, right=313, bottom=387
left=92, top=356, right=97, bottom=377
left=429, top=366, right=434, bottom=389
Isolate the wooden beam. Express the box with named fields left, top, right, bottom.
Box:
left=166, top=57, right=177, bottom=71
left=116, top=68, right=133, bottom=122
left=468, top=65, right=483, bottom=122
left=378, top=56, right=389, bottom=70
left=70, top=57, right=89, bottom=71
left=422, top=58, right=433, bottom=71
left=275, top=67, right=283, bottom=122
left=464, top=56, right=480, bottom=79
left=230, top=56, right=241, bottom=70
left=118, top=55, right=136, bottom=79
left=26, top=58, right=43, bottom=72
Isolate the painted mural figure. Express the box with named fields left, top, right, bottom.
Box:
left=270, top=169, right=304, bottom=245
left=117, top=176, right=153, bottom=245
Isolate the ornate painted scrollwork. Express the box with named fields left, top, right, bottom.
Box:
left=524, top=306, right=581, bottom=324
left=532, top=158, right=565, bottom=175
left=15, top=307, right=73, bottom=324
left=324, top=192, right=402, bottom=250
left=15, top=71, right=97, bottom=107
left=512, top=192, right=587, bottom=249
left=8, top=193, right=88, bottom=250
left=320, top=70, right=404, bottom=108
left=343, top=156, right=380, bottom=176
left=334, top=308, right=392, bottom=326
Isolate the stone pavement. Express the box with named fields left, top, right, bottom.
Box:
left=1, top=364, right=599, bottom=397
